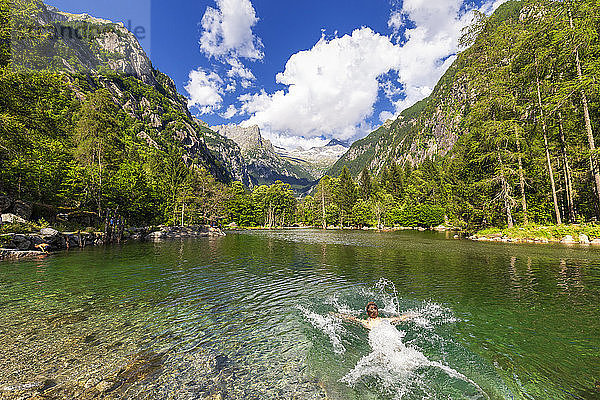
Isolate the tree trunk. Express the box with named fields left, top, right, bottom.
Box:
left=536, top=70, right=562, bottom=224
left=497, top=153, right=514, bottom=229
left=321, top=188, right=326, bottom=229
left=98, top=157, right=103, bottom=216
left=514, top=127, right=528, bottom=225
left=570, top=8, right=600, bottom=213
left=558, top=112, right=576, bottom=222
left=181, top=201, right=185, bottom=226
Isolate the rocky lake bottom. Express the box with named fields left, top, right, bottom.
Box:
left=1, top=229, right=599, bottom=399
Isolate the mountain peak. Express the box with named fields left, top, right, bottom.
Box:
left=211, top=124, right=271, bottom=154
left=326, top=138, right=349, bottom=148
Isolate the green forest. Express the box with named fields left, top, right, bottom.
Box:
left=443, top=0, right=600, bottom=228
left=2, top=0, right=600, bottom=234
left=327, top=0, right=600, bottom=232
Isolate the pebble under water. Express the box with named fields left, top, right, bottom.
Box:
left=0, top=229, right=599, bottom=399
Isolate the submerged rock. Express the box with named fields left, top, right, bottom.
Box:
left=110, top=350, right=166, bottom=391
left=47, top=311, right=89, bottom=328
left=38, top=378, right=57, bottom=392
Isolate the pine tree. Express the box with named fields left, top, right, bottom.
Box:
left=334, top=166, right=357, bottom=227
left=359, top=167, right=372, bottom=200
left=74, top=89, right=121, bottom=215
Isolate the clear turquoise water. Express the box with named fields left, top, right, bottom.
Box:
left=0, top=229, right=599, bottom=399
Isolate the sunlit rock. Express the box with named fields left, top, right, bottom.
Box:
left=560, top=235, right=575, bottom=244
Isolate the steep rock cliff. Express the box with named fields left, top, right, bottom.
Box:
left=8, top=1, right=235, bottom=183
left=212, top=124, right=316, bottom=191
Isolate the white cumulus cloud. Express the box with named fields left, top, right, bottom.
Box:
left=221, top=104, right=238, bottom=119
left=239, top=28, right=402, bottom=147
left=187, top=0, right=262, bottom=113
left=236, top=0, right=506, bottom=149
left=185, top=68, right=224, bottom=114
left=199, top=0, right=264, bottom=61
left=226, top=58, right=256, bottom=80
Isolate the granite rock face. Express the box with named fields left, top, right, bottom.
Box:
left=39, top=5, right=155, bottom=85
left=213, top=124, right=273, bottom=154
left=278, top=139, right=349, bottom=178
left=211, top=124, right=315, bottom=192
left=9, top=2, right=236, bottom=185
left=197, top=121, right=252, bottom=186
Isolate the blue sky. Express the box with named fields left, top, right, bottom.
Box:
left=46, top=0, right=504, bottom=149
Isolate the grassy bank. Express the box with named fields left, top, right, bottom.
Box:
left=475, top=224, right=600, bottom=243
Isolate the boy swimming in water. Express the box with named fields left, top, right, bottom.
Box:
left=334, top=302, right=414, bottom=330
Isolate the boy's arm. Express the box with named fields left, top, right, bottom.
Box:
left=331, top=312, right=364, bottom=326
left=386, top=312, right=416, bottom=324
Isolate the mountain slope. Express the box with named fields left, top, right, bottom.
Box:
left=277, top=140, right=349, bottom=178
left=0, top=0, right=238, bottom=223
left=4, top=1, right=237, bottom=182
left=212, top=124, right=316, bottom=191
left=329, top=1, right=524, bottom=177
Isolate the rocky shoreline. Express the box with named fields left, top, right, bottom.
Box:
left=0, top=225, right=226, bottom=261
left=468, top=233, right=600, bottom=245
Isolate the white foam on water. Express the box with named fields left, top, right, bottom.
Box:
left=297, top=305, right=346, bottom=354
left=340, top=321, right=487, bottom=399
left=301, top=279, right=488, bottom=398
left=325, top=294, right=358, bottom=316
left=409, top=301, right=459, bottom=330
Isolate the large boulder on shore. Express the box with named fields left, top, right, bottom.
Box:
left=12, top=234, right=32, bottom=250
left=0, top=195, right=12, bottom=213
left=11, top=200, right=32, bottom=220
left=0, top=248, right=46, bottom=261
left=560, top=235, right=575, bottom=244
left=146, top=230, right=166, bottom=240
left=144, top=225, right=224, bottom=240
left=579, top=234, right=590, bottom=244
left=40, top=227, right=60, bottom=237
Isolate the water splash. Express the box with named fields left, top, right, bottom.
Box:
left=341, top=321, right=488, bottom=399
left=297, top=305, right=346, bottom=354
left=299, top=279, right=488, bottom=399
left=325, top=293, right=358, bottom=316
left=374, top=277, right=402, bottom=315
left=410, top=301, right=458, bottom=330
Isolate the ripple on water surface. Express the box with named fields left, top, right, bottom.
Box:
left=0, top=229, right=599, bottom=399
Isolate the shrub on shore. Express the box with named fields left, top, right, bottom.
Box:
left=476, top=224, right=600, bottom=241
